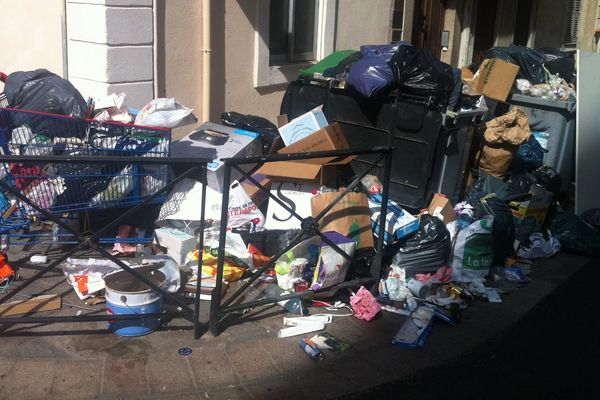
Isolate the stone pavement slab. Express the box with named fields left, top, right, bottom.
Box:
left=0, top=252, right=592, bottom=400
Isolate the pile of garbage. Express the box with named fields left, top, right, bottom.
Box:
left=1, top=41, right=598, bottom=356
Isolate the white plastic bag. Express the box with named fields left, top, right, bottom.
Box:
left=90, top=165, right=134, bottom=204
left=94, top=93, right=133, bottom=123
left=227, top=180, right=265, bottom=231
left=451, top=217, right=494, bottom=282
left=156, top=178, right=264, bottom=232
left=134, top=98, right=196, bottom=128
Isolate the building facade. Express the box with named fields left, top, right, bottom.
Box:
left=0, top=0, right=597, bottom=138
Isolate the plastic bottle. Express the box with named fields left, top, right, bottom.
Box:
left=456, top=208, right=474, bottom=231
left=264, top=284, right=308, bottom=315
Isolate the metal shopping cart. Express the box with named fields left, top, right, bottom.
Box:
left=0, top=95, right=171, bottom=248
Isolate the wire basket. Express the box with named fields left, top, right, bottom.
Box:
left=0, top=108, right=171, bottom=214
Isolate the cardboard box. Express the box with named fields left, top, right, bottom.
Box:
left=171, top=122, right=262, bottom=192
left=153, top=228, right=197, bottom=266
left=369, top=195, right=419, bottom=245
left=278, top=106, right=329, bottom=146
left=509, top=185, right=553, bottom=241
left=466, top=58, right=520, bottom=102
left=264, top=181, right=318, bottom=230
left=258, top=122, right=353, bottom=185
left=428, top=193, right=456, bottom=223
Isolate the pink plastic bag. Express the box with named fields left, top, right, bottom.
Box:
left=350, top=286, right=381, bottom=321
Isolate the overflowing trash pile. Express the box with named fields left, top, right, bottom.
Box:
left=1, top=42, right=599, bottom=357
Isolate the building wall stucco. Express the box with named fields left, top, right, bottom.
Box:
left=335, top=0, right=394, bottom=50
left=160, top=0, right=397, bottom=138
left=156, top=0, right=204, bottom=139
left=0, top=0, right=65, bottom=82
left=534, top=0, right=569, bottom=49
left=577, top=0, right=599, bottom=52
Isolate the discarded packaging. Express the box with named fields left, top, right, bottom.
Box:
left=264, top=181, right=318, bottom=230
left=299, top=337, right=324, bottom=361
left=312, top=191, right=374, bottom=249
left=278, top=106, right=329, bottom=146
left=428, top=193, right=456, bottom=223
left=369, top=193, right=419, bottom=245
left=309, top=332, right=351, bottom=353
left=463, top=58, right=520, bottom=102
left=259, top=122, right=353, bottom=186
left=0, top=294, right=61, bottom=316
left=134, top=97, right=196, bottom=128
left=171, top=122, right=262, bottom=192
left=153, top=228, right=197, bottom=266
left=279, top=322, right=325, bottom=338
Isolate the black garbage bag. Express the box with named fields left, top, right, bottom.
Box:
left=323, top=51, right=362, bottom=78
left=582, top=208, right=600, bottom=231
left=531, top=165, right=562, bottom=194
left=512, top=135, right=547, bottom=173
left=389, top=214, right=451, bottom=276
left=484, top=47, right=516, bottom=64
left=509, top=45, right=546, bottom=84
left=549, top=213, right=600, bottom=258
left=221, top=111, right=280, bottom=154
left=4, top=69, right=88, bottom=116
left=480, top=196, right=516, bottom=265
left=389, top=46, right=455, bottom=107
left=4, top=69, right=88, bottom=139
left=537, top=47, right=575, bottom=83
left=448, top=67, right=463, bottom=111
left=485, top=45, right=546, bottom=84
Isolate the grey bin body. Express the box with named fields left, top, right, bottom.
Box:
left=508, top=94, right=576, bottom=190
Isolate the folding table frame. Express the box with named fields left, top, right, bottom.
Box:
left=208, top=145, right=393, bottom=336
left=0, top=154, right=212, bottom=339
left=0, top=145, right=392, bottom=339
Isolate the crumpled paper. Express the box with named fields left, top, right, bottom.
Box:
left=350, top=286, right=381, bottom=321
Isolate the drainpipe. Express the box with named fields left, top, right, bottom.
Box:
left=202, top=0, right=211, bottom=122
left=153, top=0, right=159, bottom=98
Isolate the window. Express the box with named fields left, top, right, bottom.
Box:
left=391, top=0, right=404, bottom=42
left=254, top=0, right=335, bottom=88
left=269, top=0, right=318, bottom=64
left=564, top=0, right=581, bottom=48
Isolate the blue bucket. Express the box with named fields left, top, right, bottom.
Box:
left=104, top=269, right=165, bottom=337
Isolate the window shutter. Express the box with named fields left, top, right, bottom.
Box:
left=564, top=0, right=581, bottom=47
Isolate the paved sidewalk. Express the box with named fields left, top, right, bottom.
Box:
left=0, top=252, right=590, bottom=400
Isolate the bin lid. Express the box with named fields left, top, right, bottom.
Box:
left=508, top=93, right=576, bottom=111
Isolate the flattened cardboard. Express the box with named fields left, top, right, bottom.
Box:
left=469, top=58, right=520, bottom=102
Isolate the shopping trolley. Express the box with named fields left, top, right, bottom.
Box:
left=0, top=97, right=171, bottom=248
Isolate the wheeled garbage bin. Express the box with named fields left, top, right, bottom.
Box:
left=508, top=93, right=576, bottom=190
left=280, top=77, right=445, bottom=210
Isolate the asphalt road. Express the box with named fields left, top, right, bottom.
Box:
left=340, top=257, right=600, bottom=400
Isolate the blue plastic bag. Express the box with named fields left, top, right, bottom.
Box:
left=347, top=42, right=410, bottom=98
left=514, top=135, right=547, bottom=172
